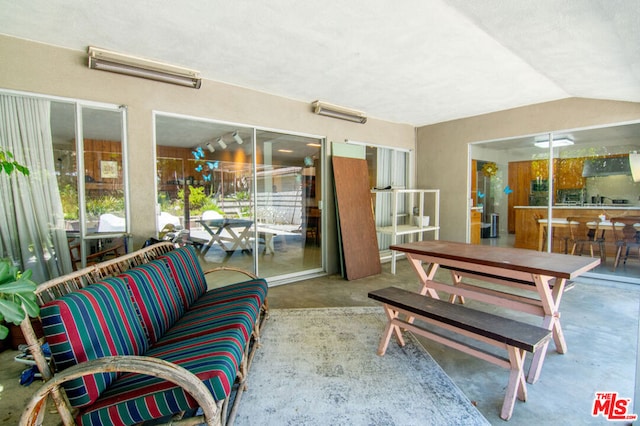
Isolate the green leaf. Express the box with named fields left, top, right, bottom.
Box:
left=0, top=324, right=8, bottom=340
left=0, top=298, right=26, bottom=324
left=0, top=262, right=11, bottom=283
left=17, top=294, right=39, bottom=318
left=19, top=268, right=33, bottom=280
left=2, top=162, right=14, bottom=175
left=0, top=280, right=37, bottom=294
left=15, top=164, right=30, bottom=176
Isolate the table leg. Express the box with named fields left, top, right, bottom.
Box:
left=527, top=275, right=566, bottom=383
left=405, top=254, right=440, bottom=299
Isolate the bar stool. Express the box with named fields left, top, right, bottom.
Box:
left=566, top=216, right=606, bottom=264
left=535, top=213, right=569, bottom=253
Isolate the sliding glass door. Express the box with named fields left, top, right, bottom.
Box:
left=470, top=122, right=640, bottom=283
left=155, top=113, right=325, bottom=283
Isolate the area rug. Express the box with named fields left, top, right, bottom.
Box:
left=234, top=307, right=489, bottom=425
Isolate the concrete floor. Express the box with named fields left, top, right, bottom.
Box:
left=1, top=258, right=639, bottom=425
left=265, top=260, right=640, bottom=425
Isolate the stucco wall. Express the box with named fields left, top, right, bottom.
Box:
left=416, top=98, right=640, bottom=242
left=0, top=34, right=414, bottom=275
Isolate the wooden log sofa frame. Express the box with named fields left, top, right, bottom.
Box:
left=18, top=241, right=268, bottom=426
left=368, top=286, right=552, bottom=421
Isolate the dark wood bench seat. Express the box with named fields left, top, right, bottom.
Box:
left=368, top=286, right=552, bottom=421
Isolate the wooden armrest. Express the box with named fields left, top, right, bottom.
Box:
left=203, top=266, right=258, bottom=280
left=21, top=355, right=221, bottom=426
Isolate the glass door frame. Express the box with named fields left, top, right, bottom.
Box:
left=153, top=111, right=327, bottom=284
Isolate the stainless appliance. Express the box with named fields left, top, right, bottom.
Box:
left=531, top=179, right=549, bottom=192
left=557, top=188, right=586, bottom=205
left=530, top=179, right=550, bottom=206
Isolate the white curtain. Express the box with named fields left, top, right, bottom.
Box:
left=375, top=148, right=393, bottom=249
left=374, top=148, right=409, bottom=250
left=0, top=94, right=72, bottom=282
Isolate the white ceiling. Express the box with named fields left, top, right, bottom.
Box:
left=1, top=0, right=639, bottom=126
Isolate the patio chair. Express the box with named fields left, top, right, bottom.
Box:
left=612, top=219, right=640, bottom=271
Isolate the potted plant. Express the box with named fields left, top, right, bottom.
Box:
left=0, top=258, right=38, bottom=340
left=0, top=148, right=36, bottom=342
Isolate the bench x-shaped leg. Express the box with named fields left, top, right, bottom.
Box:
left=527, top=274, right=566, bottom=383
left=502, top=346, right=528, bottom=421
left=377, top=305, right=405, bottom=355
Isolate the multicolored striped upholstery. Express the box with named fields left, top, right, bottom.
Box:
left=119, top=260, right=184, bottom=344
left=40, top=278, right=148, bottom=408
left=158, top=245, right=207, bottom=308
left=165, top=279, right=268, bottom=343
left=40, top=245, right=269, bottom=425
left=77, top=330, right=246, bottom=425
left=198, top=278, right=268, bottom=311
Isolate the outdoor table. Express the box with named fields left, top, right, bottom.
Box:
left=197, top=218, right=253, bottom=254
left=390, top=240, right=600, bottom=383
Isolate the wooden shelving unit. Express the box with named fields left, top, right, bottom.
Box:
left=372, top=189, right=440, bottom=273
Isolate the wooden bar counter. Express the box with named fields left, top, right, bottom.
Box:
left=514, top=206, right=640, bottom=255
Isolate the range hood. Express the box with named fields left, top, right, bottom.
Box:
left=582, top=156, right=631, bottom=177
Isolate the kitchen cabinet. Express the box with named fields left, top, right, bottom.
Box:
left=470, top=208, right=482, bottom=244
left=530, top=159, right=549, bottom=180
left=556, top=158, right=585, bottom=189
left=508, top=161, right=533, bottom=233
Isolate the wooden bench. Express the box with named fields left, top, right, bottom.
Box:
left=440, top=265, right=575, bottom=305
left=368, top=286, right=552, bottom=421
left=19, top=243, right=268, bottom=426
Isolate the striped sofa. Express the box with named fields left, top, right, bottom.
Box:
left=25, top=244, right=268, bottom=426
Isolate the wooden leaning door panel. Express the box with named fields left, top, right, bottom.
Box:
left=332, top=156, right=381, bottom=280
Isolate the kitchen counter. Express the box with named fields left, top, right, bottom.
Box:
left=515, top=205, right=640, bottom=209
left=513, top=205, right=640, bottom=252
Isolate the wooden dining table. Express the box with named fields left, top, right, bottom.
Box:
left=391, top=240, right=600, bottom=383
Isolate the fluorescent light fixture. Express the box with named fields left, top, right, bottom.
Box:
left=206, top=142, right=215, bottom=153
left=88, top=46, right=201, bottom=89
left=278, top=149, right=293, bottom=153
left=232, top=131, right=243, bottom=145
left=534, top=138, right=574, bottom=148
left=630, top=151, right=640, bottom=182
left=311, top=100, right=367, bottom=124
left=217, top=138, right=227, bottom=149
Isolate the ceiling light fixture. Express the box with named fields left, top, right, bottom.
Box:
left=206, top=142, right=215, bottom=153
left=217, top=137, right=227, bottom=149
left=311, top=100, right=367, bottom=124
left=534, top=138, right=574, bottom=148
left=88, top=46, right=202, bottom=89
left=232, top=131, right=243, bottom=145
